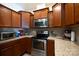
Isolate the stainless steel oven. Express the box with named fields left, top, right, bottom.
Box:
left=32, top=39, right=47, bottom=56
left=31, top=31, right=49, bottom=56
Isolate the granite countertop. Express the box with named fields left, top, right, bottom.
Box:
left=0, top=35, right=34, bottom=44
left=47, top=36, right=63, bottom=40
left=47, top=36, right=79, bottom=56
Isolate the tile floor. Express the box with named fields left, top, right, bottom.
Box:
left=23, top=54, right=31, bottom=56
left=23, top=49, right=46, bottom=56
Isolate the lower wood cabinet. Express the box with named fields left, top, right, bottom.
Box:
left=13, top=44, right=22, bottom=56
left=18, top=38, right=32, bottom=54
left=47, top=40, right=55, bottom=56
left=0, top=37, right=32, bottom=56
left=0, top=46, right=14, bottom=56
left=25, top=38, right=32, bottom=54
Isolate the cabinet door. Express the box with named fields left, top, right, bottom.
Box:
left=26, top=38, right=32, bottom=54
left=40, top=9, right=48, bottom=18
left=65, top=3, right=74, bottom=25
left=0, top=46, right=14, bottom=56
left=52, top=4, right=62, bottom=27
left=34, top=11, right=41, bottom=19
left=34, top=8, right=49, bottom=19
left=30, top=15, right=34, bottom=28
left=20, top=12, right=31, bottom=28
left=14, top=44, right=22, bottom=56
left=75, top=3, right=79, bottom=24
left=12, top=11, right=21, bottom=27
left=19, top=38, right=27, bottom=53
left=0, top=5, right=11, bottom=27
left=48, top=11, right=53, bottom=27
left=47, top=40, right=55, bottom=56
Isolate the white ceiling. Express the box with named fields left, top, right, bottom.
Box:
left=1, top=3, right=55, bottom=13
left=17, top=3, right=55, bottom=12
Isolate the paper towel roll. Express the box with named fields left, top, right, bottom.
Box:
left=71, top=31, right=75, bottom=41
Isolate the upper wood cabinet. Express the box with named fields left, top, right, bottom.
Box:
left=30, top=14, right=34, bottom=28
left=19, top=11, right=32, bottom=28
left=0, top=4, right=12, bottom=27
left=64, top=3, right=74, bottom=26
left=51, top=3, right=75, bottom=27
left=48, top=11, right=53, bottom=27
left=52, top=4, right=64, bottom=27
left=34, top=8, right=49, bottom=19
left=0, top=4, right=21, bottom=28
left=74, top=3, right=79, bottom=24
left=12, top=11, right=21, bottom=27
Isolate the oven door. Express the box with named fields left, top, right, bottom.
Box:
left=33, top=40, right=44, bottom=50
left=32, top=39, right=47, bottom=56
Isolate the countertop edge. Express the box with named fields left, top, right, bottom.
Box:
left=0, top=35, right=34, bottom=44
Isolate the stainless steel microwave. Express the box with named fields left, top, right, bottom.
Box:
left=33, top=18, right=48, bottom=27
left=0, top=32, right=15, bottom=41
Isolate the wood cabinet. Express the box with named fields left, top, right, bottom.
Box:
left=18, top=38, right=27, bottom=53
left=12, top=11, right=21, bottom=27
left=0, top=4, right=12, bottom=27
left=52, top=4, right=64, bottom=27
left=0, top=46, right=14, bottom=56
left=0, top=4, right=21, bottom=28
left=48, top=11, right=53, bottom=27
left=51, top=3, right=75, bottom=27
left=34, top=8, right=49, bottom=19
left=30, top=14, right=34, bottom=28
left=47, top=40, right=55, bottom=56
left=0, top=40, right=17, bottom=56
left=64, top=3, right=74, bottom=26
left=74, top=3, right=79, bottom=24
left=19, top=11, right=32, bottom=28
left=34, top=11, right=40, bottom=19
left=19, top=37, right=32, bottom=54
left=25, top=38, right=32, bottom=54
left=0, top=37, right=32, bottom=56
left=13, top=44, right=22, bottom=56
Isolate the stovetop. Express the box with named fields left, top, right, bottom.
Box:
left=32, top=36, right=48, bottom=40
left=32, top=34, right=49, bottom=40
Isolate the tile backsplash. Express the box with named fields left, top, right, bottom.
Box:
left=0, top=28, right=23, bottom=33
left=29, top=28, right=65, bottom=37
left=49, top=28, right=64, bottom=37
left=0, top=26, right=79, bottom=44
